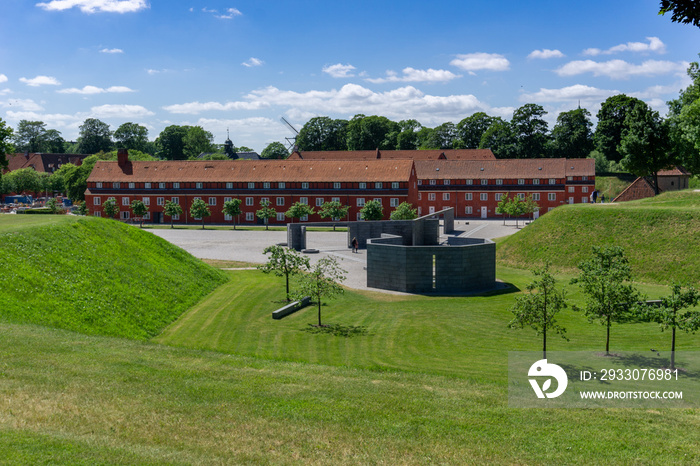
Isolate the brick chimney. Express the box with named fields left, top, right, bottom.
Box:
left=117, top=149, right=129, bottom=168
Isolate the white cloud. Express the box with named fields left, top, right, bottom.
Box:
left=322, top=63, right=356, bottom=78
left=163, top=100, right=269, bottom=114
left=217, top=7, right=242, bottom=19
left=89, top=104, right=154, bottom=118
left=0, top=89, right=11, bottom=96
left=0, top=74, right=7, bottom=83
left=100, top=48, right=123, bottom=54
left=20, top=75, right=61, bottom=87
left=58, top=85, right=135, bottom=94
left=366, top=67, right=460, bottom=83
left=0, top=99, right=45, bottom=111
left=555, top=59, right=687, bottom=79
left=242, top=57, right=264, bottom=68
left=528, top=49, right=565, bottom=60
left=450, top=53, right=510, bottom=72
left=36, top=0, right=149, bottom=14
left=583, top=37, right=666, bottom=56
left=520, top=84, right=619, bottom=103
left=5, top=110, right=79, bottom=129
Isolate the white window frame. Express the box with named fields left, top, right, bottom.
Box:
left=113, top=182, right=120, bottom=189
left=428, top=193, right=436, bottom=201
left=122, top=197, right=130, bottom=206
left=171, top=197, right=179, bottom=205
left=245, top=212, right=254, bottom=221
left=359, top=182, right=366, bottom=189
left=518, top=179, right=525, bottom=185
left=144, top=182, right=151, bottom=189
left=173, top=182, right=180, bottom=189
left=442, top=193, right=450, bottom=201
left=480, top=193, right=488, bottom=201
left=157, top=197, right=164, bottom=206
left=128, top=182, right=135, bottom=189
left=276, top=197, right=285, bottom=206
left=533, top=179, right=540, bottom=185
left=94, top=197, right=101, bottom=206
left=430, top=179, right=436, bottom=185
left=466, top=179, right=473, bottom=185
left=375, top=182, right=383, bottom=189
left=143, top=197, right=150, bottom=206
left=392, top=182, right=399, bottom=189
left=582, top=186, right=588, bottom=193
left=300, top=197, right=308, bottom=205
left=226, top=182, right=233, bottom=189
left=532, top=193, right=540, bottom=201
left=548, top=193, right=556, bottom=201
left=316, top=198, right=324, bottom=206
left=94, top=211, right=101, bottom=217
left=334, top=182, right=341, bottom=189
left=246, top=197, right=254, bottom=206
left=96, top=182, right=102, bottom=189
left=496, top=179, right=503, bottom=186
left=276, top=212, right=286, bottom=221
left=159, top=182, right=165, bottom=189
left=196, top=182, right=203, bottom=189
left=495, top=193, right=502, bottom=201
left=208, top=197, right=216, bottom=206
left=248, top=182, right=255, bottom=189
left=264, top=182, right=270, bottom=189
left=302, top=182, right=309, bottom=189
left=390, top=198, right=399, bottom=207
left=549, top=179, right=556, bottom=185
left=465, top=206, right=472, bottom=215
left=357, top=198, right=365, bottom=207
left=121, top=211, right=130, bottom=220
left=465, top=193, right=473, bottom=201
left=481, top=179, right=488, bottom=186
left=278, top=182, right=285, bottom=189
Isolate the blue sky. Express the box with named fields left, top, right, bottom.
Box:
left=1, top=0, right=699, bottom=152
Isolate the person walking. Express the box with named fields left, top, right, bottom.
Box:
left=351, top=237, right=359, bottom=253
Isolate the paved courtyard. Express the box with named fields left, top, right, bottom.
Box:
left=149, top=219, right=522, bottom=292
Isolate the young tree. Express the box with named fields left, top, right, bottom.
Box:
left=256, top=198, right=277, bottom=230
left=103, top=198, right=118, bottom=219
left=646, top=283, right=700, bottom=369
left=360, top=199, right=383, bottom=221
left=318, top=200, right=350, bottom=229
left=571, top=246, right=642, bottom=355
left=75, top=200, right=88, bottom=216
left=163, top=200, right=183, bottom=228
left=130, top=199, right=149, bottom=227
left=258, top=245, right=310, bottom=302
left=222, top=198, right=242, bottom=229
left=496, top=193, right=512, bottom=225
left=509, top=263, right=568, bottom=358
left=0, top=118, right=15, bottom=175
left=296, top=256, right=346, bottom=327
left=46, top=197, right=61, bottom=214
left=389, top=201, right=418, bottom=220
left=114, top=122, right=149, bottom=153
left=190, top=198, right=211, bottom=229
left=285, top=201, right=315, bottom=223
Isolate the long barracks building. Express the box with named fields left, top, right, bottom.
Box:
left=85, top=149, right=595, bottom=224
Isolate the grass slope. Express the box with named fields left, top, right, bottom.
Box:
left=3, top=322, right=700, bottom=464
left=497, top=190, right=700, bottom=284
left=0, top=216, right=227, bottom=339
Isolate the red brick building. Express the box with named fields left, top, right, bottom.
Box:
left=5, top=152, right=89, bottom=174
left=85, top=150, right=417, bottom=224
left=287, top=148, right=496, bottom=161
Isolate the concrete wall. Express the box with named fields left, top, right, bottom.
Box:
left=367, top=239, right=496, bottom=294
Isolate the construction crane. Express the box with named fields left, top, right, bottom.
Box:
left=280, top=117, right=299, bottom=151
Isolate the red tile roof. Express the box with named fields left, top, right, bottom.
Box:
left=288, top=149, right=496, bottom=161
left=87, top=159, right=416, bottom=183
left=612, top=177, right=656, bottom=202
left=5, top=153, right=89, bottom=173
left=414, top=158, right=595, bottom=180
left=658, top=166, right=690, bottom=176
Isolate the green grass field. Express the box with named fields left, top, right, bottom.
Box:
left=1, top=210, right=700, bottom=463
left=497, top=190, right=700, bottom=284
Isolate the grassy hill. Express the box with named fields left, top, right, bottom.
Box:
left=497, top=190, right=700, bottom=284
left=0, top=216, right=227, bottom=339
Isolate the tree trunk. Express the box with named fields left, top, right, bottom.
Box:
left=606, top=314, right=611, bottom=355
left=285, top=273, right=290, bottom=302
left=317, top=299, right=322, bottom=326
left=671, top=307, right=677, bottom=369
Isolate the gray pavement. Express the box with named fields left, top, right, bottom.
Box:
left=148, top=219, right=522, bottom=292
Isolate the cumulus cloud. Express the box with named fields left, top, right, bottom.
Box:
left=520, top=84, right=619, bottom=103
left=0, top=74, right=8, bottom=83
left=163, top=100, right=269, bottom=114
left=366, top=67, right=460, bottom=83
left=20, top=75, right=61, bottom=86
left=450, top=53, right=510, bottom=72
left=583, top=37, right=666, bottom=56
left=555, top=59, right=687, bottom=79
left=528, top=49, right=565, bottom=60
left=322, top=63, right=356, bottom=78
left=0, top=89, right=11, bottom=96
left=100, top=48, right=123, bottom=54
left=58, top=85, right=135, bottom=94
left=242, top=57, right=264, bottom=68
left=0, top=99, right=45, bottom=111
left=36, top=0, right=149, bottom=14
left=201, top=7, right=242, bottom=19
left=89, top=104, right=154, bottom=118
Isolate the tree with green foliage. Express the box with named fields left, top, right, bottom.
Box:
left=496, top=193, right=512, bottom=225
left=457, top=112, right=497, bottom=149
left=130, top=199, right=148, bottom=228
left=389, top=201, right=418, bottom=220
left=183, top=126, right=215, bottom=159
left=12, top=120, right=65, bottom=153
left=296, top=255, right=346, bottom=327
left=659, top=0, right=700, bottom=27
left=256, top=199, right=277, bottom=230
left=75, top=200, right=88, bottom=216
left=46, top=197, right=61, bottom=214
left=103, top=197, right=118, bottom=219
left=261, top=141, right=289, bottom=159
left=422, top=122, right=458, bottom=149
left=511, top=103, right=550, bottom=159
left=222, top=198, right=242, bottom=229
left=479, top=118, right=517, bottom=158
left=77, top=118, right=112, bottom=154
left=53, top=155, right=98, bottom=201
left=114, top=122, right=149, bottom=153
left=571, top=246, right=642, bottom=355
left=3, top=167, right=42, bottom=195
left=156, top=125, right=189, bottom=160
left=163, top=200, right=183, bottom=229
left=667, top=59, right=700, bottom=175
left=285, top=201, right=315, bottom=223
left=346, top=114, right=399, bottom=150
left=190, top=198, right=211, bottom=229
left=360, top=199, right=383, bottom=221
left=550, top=108, right=594, bottom=159
left=594, top=95, right=647, bottom=163
left=258, top=245, right=310, bottom=302
left=647, top=283, right=700, bottom=369
left=297, top=116, right=348, bottom=151
left=318, top=200, right=350, bottom=229
left=396, top=119, right=422, bottom=150
left=509, top=263, right=568, bottom=358
left=620, top=103, right=674, bottom=194
left=0, top=118, right=14, bottom=175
